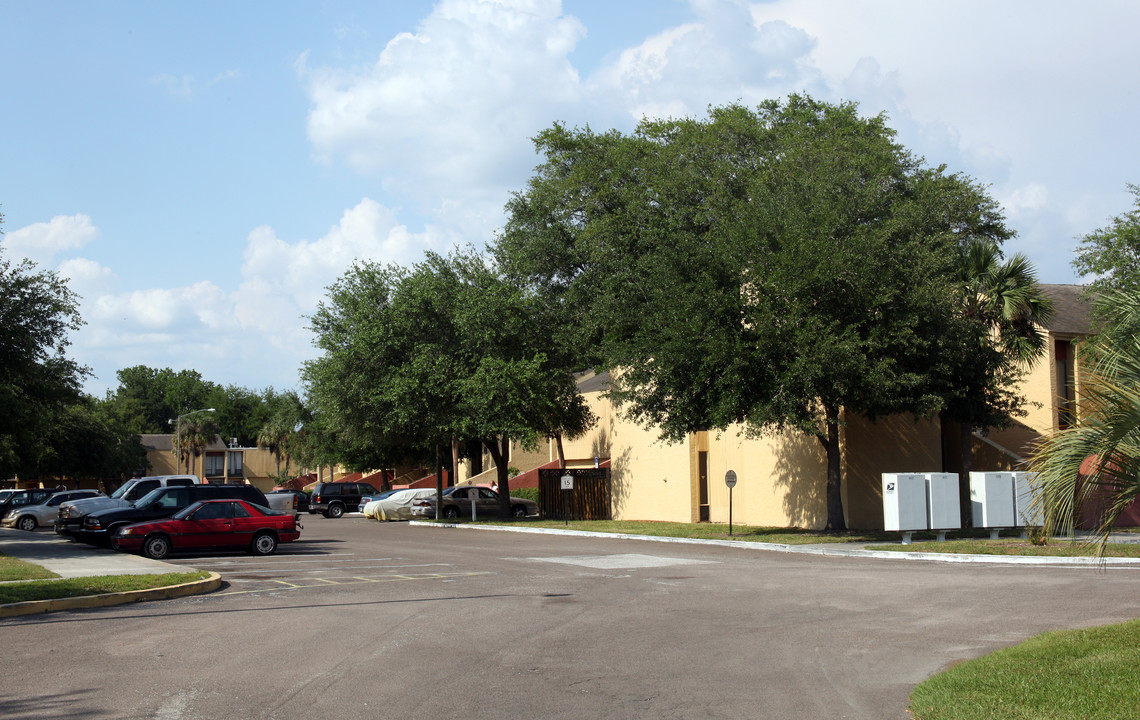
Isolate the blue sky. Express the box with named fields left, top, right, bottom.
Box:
left=3, top=0, right=1139, bottom=398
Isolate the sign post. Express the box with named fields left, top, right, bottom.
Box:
left=725, top=470, right=738, bottom=536
left=561, top=473, right=574, bottom=526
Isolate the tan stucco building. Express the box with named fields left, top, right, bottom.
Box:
left=141, top=434, right=302, bottom=493
left=531, top=284, right=1094, bottom=530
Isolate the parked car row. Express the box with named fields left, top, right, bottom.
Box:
left=1, top=489, right=102, bottom=531
left=11, top=476, right=305, bottom=560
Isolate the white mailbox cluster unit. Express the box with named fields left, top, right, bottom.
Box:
left=969, top=471, right=1040, bottom=538
left=882, top=472, right=962, bottom=544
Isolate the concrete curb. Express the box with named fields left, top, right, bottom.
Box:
left=407, top=521, right=1140, bottom=568
left=0, top=571, right=222, bottom=619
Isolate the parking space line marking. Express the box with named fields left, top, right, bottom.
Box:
left=211, top=571, right=491, bottom=597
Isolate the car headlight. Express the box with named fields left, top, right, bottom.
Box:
left=85, top=518, right=102, bottom=529
left=117, top=527, right=134, bottom=535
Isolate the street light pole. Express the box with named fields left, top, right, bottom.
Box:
left=174, top=408, right=215, bottom=475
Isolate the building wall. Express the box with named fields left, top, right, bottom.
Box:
left=570, top=390, right=951, bottom=530
left=693, top=426, right=828, bottom=528
left=842, top=414, right=942, bottom=529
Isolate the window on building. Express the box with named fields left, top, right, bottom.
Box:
left=227, top=451, right=243, bottom=478
left=204, top=453, right=225, bottom=478
left=1056, top=339, right=1077, bottom=429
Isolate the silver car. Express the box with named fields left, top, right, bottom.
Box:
left=2, top=490, right=102, bottom=531
left=411, top=486, right=538, bottom=519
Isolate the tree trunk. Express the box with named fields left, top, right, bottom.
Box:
left=958, top=420, right=975, bottom=528
left=466, top=438, right=484, bottom=476
left=554, top=432, right=566, bottom=469
left=485, top=436, right=512, bottom=518
left=452, top=439, right=461, bottom=488
left=822, top=403, right=847, bottom=532
left=434, top=443, right=444, bottom=520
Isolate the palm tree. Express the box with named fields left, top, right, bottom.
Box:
left=178, top=416, right=219, bottom=477
left=943, top=239, right=1054, bottom=524
left=257, top=418, right=292, bottom=478
left=1029, top=288, right=1140, bottom=551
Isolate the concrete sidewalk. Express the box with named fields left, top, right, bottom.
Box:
left=0, top=527, right=179, bottom=578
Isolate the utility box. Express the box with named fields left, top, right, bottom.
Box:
left=1013, top=471, right=1042, bottom=527
left=970, top=472, right=1016, bottom=527
left=924, top=473, right=961, bottom=530
left=882, top=473, right=928, bottom=531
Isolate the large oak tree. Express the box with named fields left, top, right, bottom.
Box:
left=497, top=96, right=1023, bottom=530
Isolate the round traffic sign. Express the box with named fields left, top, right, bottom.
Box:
left=725, top=470, right=738, bottom=488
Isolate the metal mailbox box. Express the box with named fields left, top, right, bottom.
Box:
left=970, top=472, right=1016, bottom=528
left=882, top=473, right=928, bottom=532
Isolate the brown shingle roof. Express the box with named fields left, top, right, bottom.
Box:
left=1040, top=284, right=1094, bottom=336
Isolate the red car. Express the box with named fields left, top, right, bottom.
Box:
left=111, top=499, right=301, bottom=559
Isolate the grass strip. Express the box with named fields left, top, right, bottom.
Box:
left=468, top=519, right=1140, bottom=557
left=476, top=518, right=920, bottom=543
left=0, top=571, right=210, bottom=605
left=874, top=539, right=1140, bottom=558
left=909, top=619, right=1140, bottom=720
left=0, top=552, right=61, bottom=582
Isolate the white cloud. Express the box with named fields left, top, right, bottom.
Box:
left=997, top=183, right=1049, bottom=219
left=4, top=214, right=99, bottom=266
left=300, top=0, right=587, bottom=191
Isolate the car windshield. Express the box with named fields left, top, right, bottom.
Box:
left=249, top=503, right=279, bottom=516
left=172, top=501, right=205, bottom=520
left=133, top=488, right=167, bottom=507
left=109, top=482, right=137, bottom=499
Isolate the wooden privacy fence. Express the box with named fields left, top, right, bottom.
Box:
left=538, top=468, right=611, bottom=521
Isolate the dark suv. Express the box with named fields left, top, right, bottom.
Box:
left=309, top=482, right=378, bottom=518
left=75, top=484, right=269, bottom=546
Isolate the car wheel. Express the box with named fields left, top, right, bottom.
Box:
left=143, top=534, right=172, bottom=560
left=511, top=505, right=528, bottom=518
left=443, top=506, right=459, bottom=519
left=328, top=503, right=344, bottom=519
left=17, top=515, right=37, bottom=531
left=250, top=531, right=278, bottom=556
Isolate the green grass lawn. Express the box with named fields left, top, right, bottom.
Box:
left=878, top=538, right=1140, bottom=558
left=0, top=552, right=60, bottom=582
left=1, top=553, right=210, bottom=605
left=478, top=518, right=898, bottom=544
left=909, top=620, right=1140, bottom=720
left=0, top=570, right=211, bottom=605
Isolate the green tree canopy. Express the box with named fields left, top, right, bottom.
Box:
left=1074, top=184, right=1140, bottom=293
left=0, top=209, right=89, bottom=477
left=497, top=96, right=1017, bottom=530
left=303, top=250, right=594, bottom=517
left=1073, top=183, right=1140, bottom=337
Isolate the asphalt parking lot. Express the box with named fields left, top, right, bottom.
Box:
left=4, top=516, right=1140, bottom=720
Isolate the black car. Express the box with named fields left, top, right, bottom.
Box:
left=74, top=484, right=269, bottom=546
left=309, top=482, right=378, bottom=518
left=267, top=489, right=310, bottom=513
